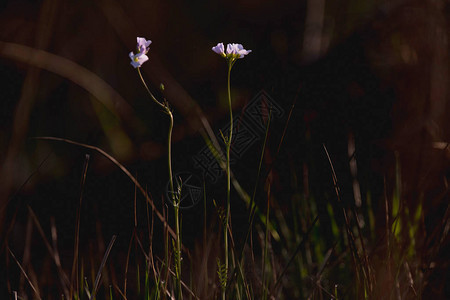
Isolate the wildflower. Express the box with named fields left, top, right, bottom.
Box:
left=212, top=40, right=252, bottom=300
left=212, top=42, right=251, bottom=62
left=136, top=37, right=152, bottom=53
left=129, top=51, right=148, bottom=68
left=212, top=42, right=226, bottom=57
left=226, top=43, right=251, bottom=58
left=129, top=37, right=152, bottom=68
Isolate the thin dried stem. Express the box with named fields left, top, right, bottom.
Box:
left=8, top=247, right=42, bottom=300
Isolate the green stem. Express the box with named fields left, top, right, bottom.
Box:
left=165, top=99, right=183, bottom=300
left=167, top=112, right=175, bottom=203
left=137, top=68, right=166, bottom=110
left=165, top=103, right=182, bottom=300
left=223, top=63, right=233, bottom=300
left=137, top=68, right=181, bottom=299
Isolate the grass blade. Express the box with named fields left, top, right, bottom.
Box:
left=90, top=235, right=117, bottom=299
left=33, top=136, right=179, bottom=242
left=8, top=247, right=42, bottom=300
left=71, top=154, right=90, bottom=299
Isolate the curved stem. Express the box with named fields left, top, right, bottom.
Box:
left=137, top=68, right=182, bottom=298
left=167, top=111, right=174, bottom=201
left=137, top=68, right=166, bottom=110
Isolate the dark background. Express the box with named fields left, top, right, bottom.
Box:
left=0, top=0, right=448, bottom=298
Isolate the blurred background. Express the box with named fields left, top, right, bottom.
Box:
left=0, top=0, right=449, bottom=298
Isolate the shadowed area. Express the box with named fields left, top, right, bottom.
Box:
left=0, top=0, right=448, bottom=298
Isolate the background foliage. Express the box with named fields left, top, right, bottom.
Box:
left=0, top=0, right=448, bottom=298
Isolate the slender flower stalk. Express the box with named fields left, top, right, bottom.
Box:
left=224, top=62, right=232, bottom=286
left=132, top=37, right=182, bottom=299
left=137, top=68, right=166, bottom=111
left=169, top=112, right=183, bottom=300
left=212, top=42, right=251, bottom=300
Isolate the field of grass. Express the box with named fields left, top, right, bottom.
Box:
left=2, top=69, right=448, bottom=299
left=0, top=0, right=449, bottom=299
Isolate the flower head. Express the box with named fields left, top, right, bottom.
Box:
left=129, top=51, right=149, bottom=68
left=130, top=37, right=152, bottom=68
left=212, top=42, right=251, bottom=62
left=137, top=37, right=152, bottom=53
left=227, top=43, right=251, bottom=58
left=212, top=43, right=226, bottom=57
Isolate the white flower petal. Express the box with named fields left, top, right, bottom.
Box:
left=139, top=54, right=149, bottom=64
left=212, top=43, right=225, bottom=56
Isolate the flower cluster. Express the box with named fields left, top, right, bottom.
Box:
left=212, top=42, right=252, bottom=62
left=129, top=38, right=251, bottom=68
left=129, top=37, right=152, bottom=68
